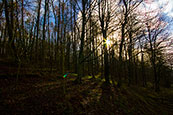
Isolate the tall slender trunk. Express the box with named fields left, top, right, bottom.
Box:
left=128, top=31, right=133, bottom=86
left=75, top=0, right=86, bottom=83
left=60, top=1, right=65, bottom=74
left=140, top=39, right=146, bottom=87
left=118, top=0, right=128, bottom=87
left=21, top=0, right=24, bottom=44
left=3, top=0, right=15, bottom=58
left=73, top=3, right=77, bottom=73
left=42, top=0, right=48, bottom=64
left=57, top=0, right=61, bottom=71
left=103, top=30, right=110, bottom=84
left=15, top=0, right=22, bottom=47
left=118, top=24, right=125, bottom=87
left=36, top=0, right=42, bottom=63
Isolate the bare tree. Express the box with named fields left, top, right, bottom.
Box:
left=35, top=0, right=42, bottom=62
left=117, top=0, right=143, bottom=87
left=42, top=0, right=49, bottom=64
left=3, top=0, right=15, bottom=58
left=144, top=17, right=169, bottom=91
left=97, top=0, right=116, bottom=84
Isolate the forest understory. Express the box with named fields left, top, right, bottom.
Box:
left=0, top=59, right=172, bottom=115
left=0, top=0, right=173, bottom=114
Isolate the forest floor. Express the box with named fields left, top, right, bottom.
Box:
left=0, top=60, right=173, bottom=115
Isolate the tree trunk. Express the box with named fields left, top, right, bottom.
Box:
left=42, top=0, right=48, bottom=64
left=75, top=0, right=86, bottom=83
left=3, top=0, right=15, bottom=59
left=103, top=31, right=110, bottom=84
left=118, top=24, right=125, bottom=87
left=36, top=0, right=42, bottom=63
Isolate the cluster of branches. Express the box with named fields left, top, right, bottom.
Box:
left=0, top=0, right=172, bottom=91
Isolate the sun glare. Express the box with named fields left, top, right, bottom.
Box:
left=106, top=39, right=111, bottom=46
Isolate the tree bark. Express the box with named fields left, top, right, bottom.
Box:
left=3, top=0, right=15, bottom=58
left=36, top=0, right=42, bottom=63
